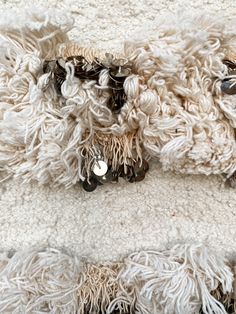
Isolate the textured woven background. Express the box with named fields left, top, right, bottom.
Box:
left=0, top=0, right=236, bottom=262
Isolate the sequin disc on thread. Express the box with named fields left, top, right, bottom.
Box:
left=92, top=160, right=108, bottom=176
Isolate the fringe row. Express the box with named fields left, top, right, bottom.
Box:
left=1, top=7, right=236, bottom=188
left=0, top=244, right=235, bottom=314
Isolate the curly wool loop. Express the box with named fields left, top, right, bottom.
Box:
left=0, top=244, right=233, bottom=314
left=1, top=8, right=236, bottom=186
left=125, top=19, right=236, bottom=176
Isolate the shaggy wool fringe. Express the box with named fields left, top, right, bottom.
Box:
left=1, top=7, right=236, bottom=186
left=0, top=244, right=234, bottom=314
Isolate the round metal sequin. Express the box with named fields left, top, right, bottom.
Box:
left=142, top=160, right=149, bottom=172
left=111, top=171, right=119, bottom=183
left=221, top=80, right=236, bottom=95
left=133, top=160, right=149, bottom=173
left=133, top=162, right=146, bottom=182
left=134, top=170, right=146, bottom=182
left=95, top=170, right=112, bottom=183
left=92, top=160, right=108, bottom=176
left=82, top=177, right=98, bottom=192
left=221, top=70, right=236, bottom=95
left=110, top=68, right=130, bottom=79
left=125, top=166, right=135, bottom=183
left=94, top=168, right=119, bottom=184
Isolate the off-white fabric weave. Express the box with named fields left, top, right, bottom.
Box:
left=0, top=0, right=236, bottom=265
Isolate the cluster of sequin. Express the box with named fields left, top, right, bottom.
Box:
left=43, top=53, right=131, bottom=113
left=82, top=155, right=149, bottom=192
left=43, top=55, right=150, bottom=191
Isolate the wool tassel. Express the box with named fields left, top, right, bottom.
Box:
left=0, top=248, right=82, bottom=313
left=121, top=244, right=233, bottom=314
left=204, top=265, right=236, bottom=314
left=0, top=245, right=234, bottom=314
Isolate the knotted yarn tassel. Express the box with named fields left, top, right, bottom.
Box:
left=121, top=244, right=233, bottom=314
left=0, top=248, right=82, bottom=313
left=0, top=245, right=235, bottom=313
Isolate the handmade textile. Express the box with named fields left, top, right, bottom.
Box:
left=0, top=244, right=235, bottom=314
left=0, top=8, right=236, bottom=190
left=1, top=7, right=236, bottom=314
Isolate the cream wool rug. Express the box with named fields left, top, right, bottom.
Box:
left=1, top=0, right=236, bottom=313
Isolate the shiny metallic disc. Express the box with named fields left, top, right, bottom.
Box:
left=92, top=160, right=108, bottom=176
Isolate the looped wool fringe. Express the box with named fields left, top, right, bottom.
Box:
left=1, top=7, right=236, bottom=187
left=0, top=244, right=234, bottom=314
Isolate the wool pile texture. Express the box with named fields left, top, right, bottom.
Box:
left=1, top=6, right=236, bottom=314
left=0, top=7, right=236, bottom=186
left=0, top=244, right=235, bottom=314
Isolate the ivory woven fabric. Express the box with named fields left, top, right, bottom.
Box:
left=0, top=0, right=236, bottom=264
